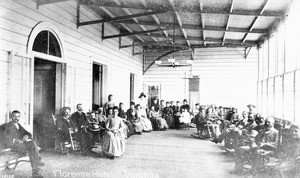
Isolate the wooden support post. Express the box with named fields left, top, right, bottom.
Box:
left=101, top=23, right=104, bottom=41
left=76, top=0, right=81, bottom=29
left=119, top=37, right=121, bottom=50
left=132, top=41, right=134, bottom=57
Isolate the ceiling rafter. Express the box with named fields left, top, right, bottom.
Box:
left=199, top=0, right=206, bottom=46
left=77, top=9, right=166, bottom=27
left=166, top=0, right=191, bottom=48
left=99, top=6, right=145, bottom=43
left=140, top=0, right=169, bottom=38
left=102, top=26, right=180, bottom=40
left=222, top=0, right=235, bottom=46
left=242, top=0, right=269, bottom=43
left=82, top=0, right=285, bottom=18
left=113, top=0, right=158, bottom=42
left=36, top=0, right=69, bottom=7
left=115, top=20, right=267, bottom=34
left=120, top=37, right=256, bottom=49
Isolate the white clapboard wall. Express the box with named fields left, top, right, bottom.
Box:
left=0, top=0, right=143, bottom=126
left=144, top=47, right=258, bottom=112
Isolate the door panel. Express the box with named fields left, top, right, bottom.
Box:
left=10, top=54, right=33, bottom=132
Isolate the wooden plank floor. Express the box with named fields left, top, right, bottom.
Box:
left=1, top=128, right=240, bottom=178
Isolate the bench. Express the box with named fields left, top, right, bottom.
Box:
left=0, top=123, right=30, bottom=171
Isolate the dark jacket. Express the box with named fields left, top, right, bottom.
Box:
left=4, top=121, right=32, bottom=147
left=70, top=111, right=88, bottom=132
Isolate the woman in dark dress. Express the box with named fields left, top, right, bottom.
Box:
left=126, top=102, right=143, bottom=134
left=118, top=102, right=135, bottom=136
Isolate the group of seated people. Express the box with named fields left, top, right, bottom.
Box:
left=190, top=103, right=300, bottom=176
left=53, top=93, right=199, bottom=158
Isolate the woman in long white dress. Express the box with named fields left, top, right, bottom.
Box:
left=136, top=104, right=152, bottom=132
left=102, top=106, right=127, bottom=158
left=137, top=92, right=148, bottom=118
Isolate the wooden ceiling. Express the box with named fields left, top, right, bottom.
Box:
left=36, top=0, right=291, bottom=51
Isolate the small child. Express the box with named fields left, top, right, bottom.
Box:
left=180, top=108, right=191, bottom=125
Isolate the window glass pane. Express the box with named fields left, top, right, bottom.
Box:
left=262, top=80, right=268, bottom=114
left=32, top=30, right=48, bottom=55
left=258, top=47, right=264, bottom=81
left=49, top=32, right=62, bottom=57
left=263, top=41, right=269, bottom=79
left=269, top=35, right=276, bottom=77
left=277, top=25, right=284, bottom=75
left=32, top=30, right=61, bottom=58
left=283, top=72, right=294, bottom=121
left=257, top=81, right=262, bottom=111
left=295, top=70, right=300, bottom=123
left=274, top=76, right=283, bottom=118
left=267, top=79, right=274, bottom=116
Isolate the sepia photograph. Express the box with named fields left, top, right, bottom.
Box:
left=0, top=0, right=299, bottom=177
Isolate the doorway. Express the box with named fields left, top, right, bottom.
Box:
left=33, top=58, right=63, bottom=148
left=92, top=63, right=103, bottom=110
left=130, top=73, right=135, bottom=103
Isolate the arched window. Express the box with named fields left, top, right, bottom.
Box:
left=32, top=30, right=62, bottom=57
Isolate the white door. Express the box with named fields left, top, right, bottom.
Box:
left=10, top=53, right=34, bottom=132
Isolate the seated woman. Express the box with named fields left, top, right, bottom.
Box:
left=136, top=104, right=153, bottom=132
left=179, top=108, right=191, bottom=127
left=127, top=102, right=143, bottom=134
left=149, top=105, right=168, bottom=131
left=107, top=108, right=114, bottom=119
left=118, top=102, right=135, bottom=136
left=102, top=106, right=127, bottom=159
left=162, top=102, right=174, bottom=128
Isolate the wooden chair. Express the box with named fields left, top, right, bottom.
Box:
left=51, top=114, right=79, bottom=154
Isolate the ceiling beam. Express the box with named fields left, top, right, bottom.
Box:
left=77, top=9, right=167, bottom=27
left=99, top=6, right=144, bottom=43
left=102, top=26, right=179, bottom=40
left=199, top=0, right=206, bottom=46
left=82, top=0, right=284, bottom=18
left=140, top=0, right=169, bottom=38
left=222, top=0, right=235, bottom=45
left=138, top=33, right=257, bottom=46
left=36, top=0, right=69, bottom=7
left=113, top=0, right=158, bottom=42
left=116, top=20, right=267, bottom=34
left=242, top=0, right=269, bottom=43
left=166, top=0, right=190, bottom=48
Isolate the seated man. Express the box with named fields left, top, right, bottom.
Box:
left=212, top=112, right=258, bottom=151
left=56, top=107, right=75, bottom=147
left=234, top=117, right=278, bottom=173
left=5, top=110, right=44, bottom=177
left=267, top=124, right=300, bottom=177
left=70, top=104, right=93, bottom=153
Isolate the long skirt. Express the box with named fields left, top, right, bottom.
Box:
left=165, top=116, right=175, bottom=128
left=125, top=121, right=135, bottom=135
left=150, top=117, right=159, bottom=130
left=140, top=117, right=153, bottom=131
left=102, top=130, right=126, bottom=157
left=132, top=121, right=143, bottom=133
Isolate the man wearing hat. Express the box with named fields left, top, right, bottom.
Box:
left=56, top=106, right=75, bottom=146
left=247, top=104, right=256, bottom=115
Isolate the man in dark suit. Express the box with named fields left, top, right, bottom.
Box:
left=5, top=110, right=44, bottom=176
left=70, top=104, right=92, bottom=153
